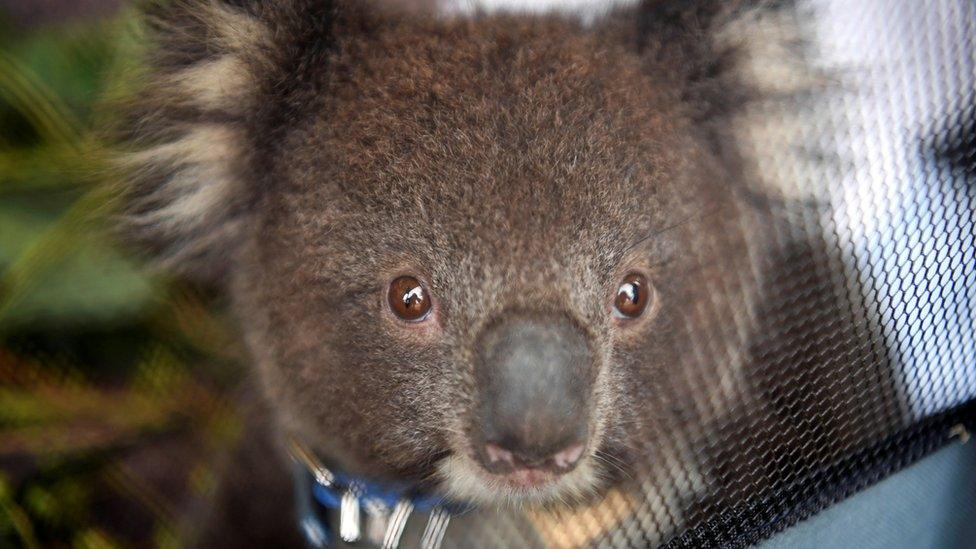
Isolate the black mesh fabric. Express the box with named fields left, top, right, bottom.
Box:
left=422, top=1, right=976, bottom=546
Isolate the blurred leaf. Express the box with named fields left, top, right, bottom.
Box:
left=73, top=528, right=118, bottom=549
left=153, top=525, right=180, bottom=549
left=0, top=138, right=107, bottom=192
left=0, top=14, right=131, bottom=147
left=0, top=473, right=40, bottom=549
left=24, top=485, right=56, bottom=523
left=0, top=49, right=82, bottom=148
left=0, top=190, right=155, bottom=329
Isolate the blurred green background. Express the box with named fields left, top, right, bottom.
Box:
left=1, top=3, right=245, bottom=547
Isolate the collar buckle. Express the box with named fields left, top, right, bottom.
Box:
left=289, top=436, right=459, bottom=548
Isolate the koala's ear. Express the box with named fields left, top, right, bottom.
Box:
left=626, top=0, right=809, bottom=123
left=117, top=0, right=371, bottom=280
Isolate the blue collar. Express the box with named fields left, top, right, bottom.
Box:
left=289, top=437, right=468, bottom=548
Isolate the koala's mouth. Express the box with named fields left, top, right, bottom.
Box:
left=477, top=441, right=587, bottom=488
left=436, top=440, right=601, bottom=505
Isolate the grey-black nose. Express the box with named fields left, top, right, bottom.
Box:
left=473, top=314, right=593, bottom=474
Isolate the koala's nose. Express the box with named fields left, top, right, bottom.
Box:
left=473, top=314, right=593, bottom=474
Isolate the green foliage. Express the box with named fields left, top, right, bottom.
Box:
left=0, top=8, right=244, bottom=548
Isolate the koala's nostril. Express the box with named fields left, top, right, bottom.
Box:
left=481, top=440, right=586, bottom=474
left=551, top=443, right=585, bottom=469
left=484, top=442, right=515, bottom=466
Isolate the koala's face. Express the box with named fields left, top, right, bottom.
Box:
left=127, top=0, right=755, bottom=505
left=238, top=17, right=736, bottom=504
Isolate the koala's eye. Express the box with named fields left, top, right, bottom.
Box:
left=388, top=276, right=432, bottom=322
left=613, top=273, right=651, bottom=319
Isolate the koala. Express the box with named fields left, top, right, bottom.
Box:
left=118, top=0, right=806, bottom=545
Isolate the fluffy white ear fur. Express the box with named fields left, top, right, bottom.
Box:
left=719, top=2, right=832, bottom=203
left=120, top=1, right=271, bottom=273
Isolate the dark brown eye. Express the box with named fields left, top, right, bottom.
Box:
left=388, top=276, right=432, bottom=322
left=613, top=273, right=651, bottom=319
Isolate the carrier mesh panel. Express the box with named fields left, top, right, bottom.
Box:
left=430, top=0, right=976, bottom=546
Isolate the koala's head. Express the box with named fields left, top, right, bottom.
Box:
left=122, top=0, right=779, bottom=504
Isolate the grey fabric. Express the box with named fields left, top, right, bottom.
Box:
left=760, top=440, right=976, bottom=549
